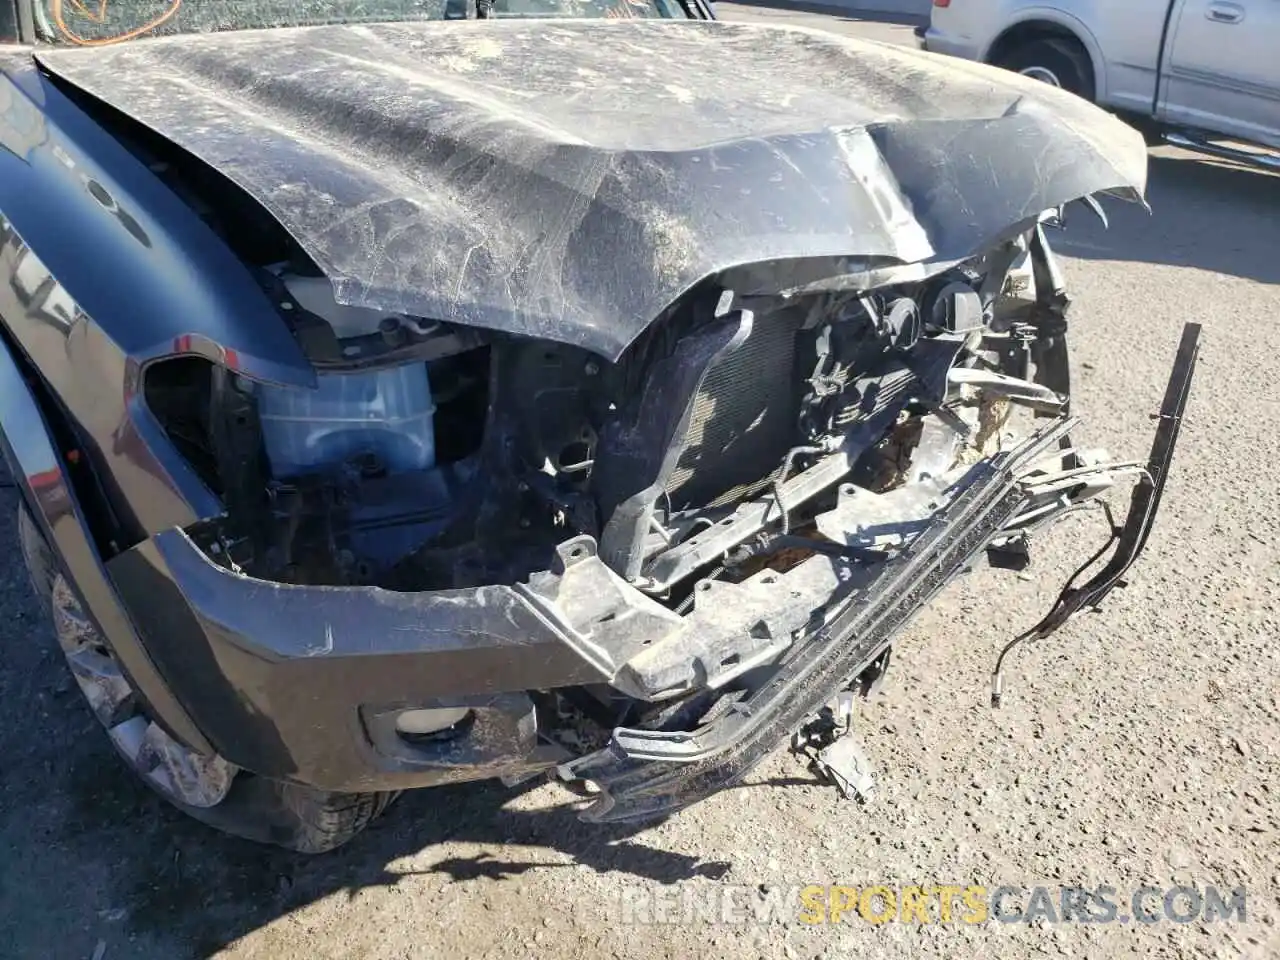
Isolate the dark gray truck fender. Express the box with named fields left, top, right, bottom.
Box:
left=0, top=338, right=213, bottom=753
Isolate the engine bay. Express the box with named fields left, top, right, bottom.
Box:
left=144, top=216, right=1081, bottom=621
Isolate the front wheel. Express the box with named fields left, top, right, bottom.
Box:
left=995, top=37, right=1096, bottom=102
left=19, top=506, right=394, bottom=852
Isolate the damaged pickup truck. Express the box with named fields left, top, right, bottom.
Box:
left=0, top=0, right=1199, bottom=851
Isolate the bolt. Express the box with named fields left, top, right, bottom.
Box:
left=584, top=361, right=600, bottom=376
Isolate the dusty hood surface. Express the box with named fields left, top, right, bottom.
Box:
left=37, top=19, right=1147, bottom=359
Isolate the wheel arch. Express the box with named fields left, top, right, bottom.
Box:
left=983, top=11, right=1108, bottom=104
left=0, top=330, right=214, bottom=754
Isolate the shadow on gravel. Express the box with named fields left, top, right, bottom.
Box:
left=1056, top=152, right=1280, bottom=285
left=92, top=777, right=733, bottom=957
left=2, top=646, right=735, bottom=957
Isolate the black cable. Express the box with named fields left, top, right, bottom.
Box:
left=771, top=445, right=823, bottom=536
left=990, top=502, right=1120, bottom=707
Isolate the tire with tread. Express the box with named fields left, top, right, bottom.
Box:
left=18, top=503, right=395, bottom=853
left=996, top=37, right=1096, bottom=102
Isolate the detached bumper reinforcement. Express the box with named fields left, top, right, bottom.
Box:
left=564, top=422, right=1063, bottom=822
left=566, top=323, right=1201, bottom=822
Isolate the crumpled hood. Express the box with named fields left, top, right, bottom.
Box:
left=37, top=19, right=1147, bottom=359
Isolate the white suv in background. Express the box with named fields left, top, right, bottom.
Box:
left=921, top=0, right=1280, bottom=167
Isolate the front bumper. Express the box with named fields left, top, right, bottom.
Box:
left=98, top=325, right=1198, bottom=803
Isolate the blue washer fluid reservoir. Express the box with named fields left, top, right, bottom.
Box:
left=254, top=277, right=437, bottom=478
left=256, top=364, right=438, bottom=478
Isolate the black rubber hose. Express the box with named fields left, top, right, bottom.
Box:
left=772, top=445, right=824, bottom=536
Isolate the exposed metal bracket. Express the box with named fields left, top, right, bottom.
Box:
left=948, top=367, right=1068, bottom=414
left=793, top=692, right=877, bottom=803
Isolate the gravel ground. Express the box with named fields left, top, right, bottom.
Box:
left=2, top=11, right=1279, bottom=960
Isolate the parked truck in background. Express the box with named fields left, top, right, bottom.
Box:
left=921, top=0, right=1280, bottom=169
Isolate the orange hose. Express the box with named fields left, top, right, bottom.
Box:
left=66, top=0, right=109, bottom=23
left=51, top=0, right=183, bottom=46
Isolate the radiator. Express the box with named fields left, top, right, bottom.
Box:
left=664, top=311, right=804, bottom=511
